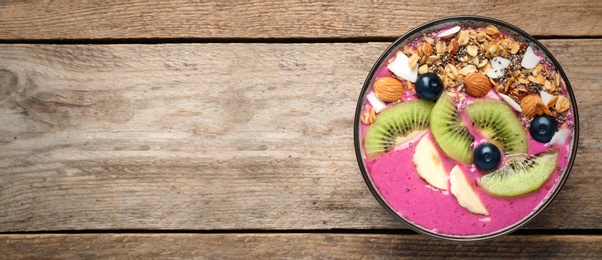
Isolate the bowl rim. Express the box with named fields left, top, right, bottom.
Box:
left=353, top=15, right=580, bottom=242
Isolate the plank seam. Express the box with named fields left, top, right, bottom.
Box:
left=0, top=229, right=599, bottom=236
left=0, top=36, right=600, bottom=45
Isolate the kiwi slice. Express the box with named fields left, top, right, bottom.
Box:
left=466, top=100, right=528, bottom=154
left=364, top=99, right=434, bottom=158
left=479, top=151, right=559, bottom=197
left=430, top=92, right=474, bottom=164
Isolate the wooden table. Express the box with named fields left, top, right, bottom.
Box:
left=1, top=1, right=601, bottom=258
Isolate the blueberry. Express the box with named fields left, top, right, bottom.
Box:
left=530, top=115, right=557, bottom=143
left=415, top=72, right=444, bottom=101
left=474, top=143, right=501, bottom=171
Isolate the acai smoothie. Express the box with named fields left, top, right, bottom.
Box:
left=356, top=19, right=577, bottom=239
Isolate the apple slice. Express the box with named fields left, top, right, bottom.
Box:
left=450, top=165, right=489, bottom=215
left=413, top=137, right=449, bottom=190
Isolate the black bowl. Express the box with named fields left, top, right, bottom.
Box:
left=354, top=16, right=579, bottom=241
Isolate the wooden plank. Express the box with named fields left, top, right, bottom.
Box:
left=0, top=40, right=600, bottom=232
left=1, top=234, right=600, bottom=258
left=1, top=0, right=601, bottom=40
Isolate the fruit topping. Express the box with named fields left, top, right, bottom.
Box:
left=474, top=143, right=502, bottom=171
left=366, top=92, right=386, bottom=113
left=466, top=100, right=528, bottom=155
left=373, top=77, right=404, bottom=102
left=387, top=52, right=418, bottom=82
left=478, top=151, right=559, bottom=197
left=430, top=92, right=474, bottom=164
left=464, top=73, right=493, bottom=97
left=521, top=46, right=540, bottom=69
left=413, top=137, right=449, bottom=190
left=529, top=115, right=557, bottom=143
left=415, top=72, right=444, bottom=101
left=450, top=165, right=489, bottom=215
left=364, top=100, right=434, bottom=158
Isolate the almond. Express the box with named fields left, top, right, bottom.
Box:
left=448, top=38, right=459, bottom=56
left=373, top=77, right=404, bottom=102
left=555, top=96, right=570, bottom=113
left=422, top=42, right=434, bottom=57
left=521, top=94, right=549, bottom=117
left=464, top=73, right=492, bottom=97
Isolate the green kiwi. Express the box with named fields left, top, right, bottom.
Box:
left=479, top=151, right=558, bottom=197
left=364, top=99, right=434, bottom=158
left=466, top=100, right=528, bottom=155
left=430, top=92, right=475, bottom=164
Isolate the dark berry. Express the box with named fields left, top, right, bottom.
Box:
left=415, top=72, right=444, bottom=101
left=474, top=143, right=502, bottom=171
left=529, top=115, right=557, bottom=143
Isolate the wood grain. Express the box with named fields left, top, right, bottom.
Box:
left=1, top=234, right=600, bottom=259
left=0, top=40, right=600, bottom=232
left=1, top=0, right=601, bottom=40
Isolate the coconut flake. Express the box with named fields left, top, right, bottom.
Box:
left=491, top=56, right=511, bottom=70
left=548, top=128, right=571, bottom=146
left=487, top=68, right=505, bottom=79
left=437, top=26, right=461, bottom=38
left=521, top=46, right=540, bottom=69
left=487, top=57, right=511, bottom=79
left=387, top=52, right=418, bottom=82
left=499, top=93, right=522, bottom=112
left=367, top=91, right=386, bottom=113
left=540, top=90, right=554, bottom=105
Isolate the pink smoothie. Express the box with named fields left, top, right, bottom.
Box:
left=361, top=114, right=572, bottom=236
left=360, top=31, right=575, bottom=236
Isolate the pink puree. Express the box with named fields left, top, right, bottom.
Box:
left=362, top=63, right=574, bottom=236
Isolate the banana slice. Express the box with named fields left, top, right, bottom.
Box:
left=450, top=166, right=489, bottom=215
left=413, top=137, right=449, bottom=190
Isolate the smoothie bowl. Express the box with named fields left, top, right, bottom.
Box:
left=354, top=16, right=578, bottom=241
